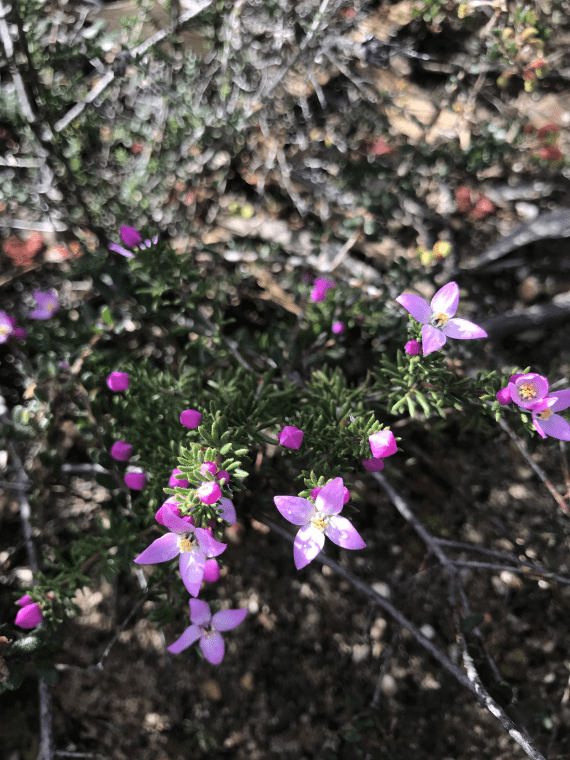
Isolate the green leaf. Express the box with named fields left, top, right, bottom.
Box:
left=219, top=443, right=232, bottom=455
left=101, top=306, right=114, bottom=325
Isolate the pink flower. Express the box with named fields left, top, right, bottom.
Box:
left=332, top=321, right=345, bottom=334
left=197, top=482, right=222, bottom=504
left=278, top=425, right=304, bottom=449
left=369, top=430, right=397, bottom=459
left=29, top=290, right=59, bottom=320
left=0, top=311, right=14, bottom=344
left=201, top=462, right=217, bottom=477
left=507, top=373, right=549, bottom=409
left=180, top=409, right=202, bottom=428
left=405, top=340, right=421, bottom=356
left=110, top=441, right=133, bottom=461
left=396, top=282, right=487, bottom=355
left=169, top=468, right=190, bottom=489
left=125, top=472, right=146, bottom=490
left=15, top=595, right=43, bottom=629
left=167, top=599, right=247, bottom=663
left=203, top=558, right=221, bottom=583
left=107, top=372, right=130, bottom=391
left=135, top=508, right=226, bottom=596
left=274, top=477, right=365, bottom=569
left=529, top=391, right=570, bottom=440
left=310, top=278, right=335, bottom=302
left=362, top=458, right=385, bottom=472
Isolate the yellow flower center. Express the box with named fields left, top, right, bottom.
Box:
left=431, top=312, right=449, bottom=328
left=0, top=325, right=9, bottom=336
left=536, top=408, right=552, bottom=421
left=518, top=382, right=537, bottom=400
left=311, top=515, right=328, bottom=532
left=178, top=535, right=195, bottom=553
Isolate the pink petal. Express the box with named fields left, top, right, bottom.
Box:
left=162, top=509, right=195, bottom=535
left=532, top=418, right=547, bottom=439
left=212, top=608, right=247, bottom=632
left=109, top=243, right=135, bottom=258
left=540, top=413, right=570, bottom=440
left=421, top=324, right=447, bottom=355
left=195, top=528, right=226, bottom=557
left=200, top=631, right=225, bottom=664
left=326, top=516, right=366, bottom=550
left=189, top=598, right=211, bottom=626
left=444, top=318, right=487, bottom=340
left=218, top=497, right=236, bottom=525
left=274, top=495, right=315, bottom=525
left=315, top=477, right=344, bottom=516
left=369, top=430, right=397, bottom=458
left=179, top=551, right=206, bottom=596
left=430, top=282, right=459, bottom=317
left=134, top=533, right=179, bottom=564
left=293, top=524, right=325, bottom=569
left=362, top=458, right=385, bottom=472
left=550, top=390, right=570, bottom=413
left=15, top=603, right=43, bottom=629
left=167, top=624, right=201, bottom=654
left=395, top=294, right=431, bottom=324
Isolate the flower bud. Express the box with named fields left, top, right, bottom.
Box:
left=169, top=468, right=189, bottom=489
left=405, top=340, right=421, bottom=356
left=110, top=441, right=133, bottom=461
left=107, top=372, right=130, bottom=392
left=180, top=409, right=202, bottom=428
left=278, top=425, right=304, bottom=449
left=201, top=462, right=218, bottom=477
left=124, top=472, right=146, bottom=490
left=197, top=482, right=222, bottom=504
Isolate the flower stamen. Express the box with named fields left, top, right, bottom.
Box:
left=430, top=312, right=449, bottom=328
left=518, top=382, right=537, bottom=400
left=311, top=515, right=328, bottom=532
left=177, top=534, right=195, bottom=553
left=537, top=408, right=553, bottom=421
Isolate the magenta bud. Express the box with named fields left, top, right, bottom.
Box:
left=155, top=497, right=181, bottom=525
left=110, top=441, right=133, bottom=461
left=405, top=340, right=421, bottom=356
left=197, top=481, right=222, bottom=504
left=180, top=409, right=202, bottom=428
left=201, top=462, right=218, bottom=477
left=13, top=328, right=27, bottom=340
left=369, top=430, right=397, bottom=459
left=332, top=321, right=345, bottom=334
left=278, top=425, right=304, bottom=450
left=15, top=602, right=43, bottom=629
left=496, top=387, right=512, bottom=405
left=107, top=372, right=130, bottom=392
left=120, top=225, right=142, bottom=247
left=16, top=594, right=34, bottom=606
left=343, top=487, right=350, bottom=504
left=203, top=559, right=221, bottom=583
left=182, top=515, right=195, bottom=525
left=124, top=472, right=146, bottom=490
left=310, top=487, right=321, bottom=500
left=169, top=468, right=189, bottom=489
left=216, top=470, right=230, bottom=484
left=362, top=458, right=385, bottom=472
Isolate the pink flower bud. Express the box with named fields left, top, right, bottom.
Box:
left=180, top=409, right=202, bottom=428
left=369, top=430, right=397, bottom=459
left=15, top=601, right=43, bottom=629
left=120, top=225, right=142, bottom=247
left=182, top=515, right=195, bottom=525
left=169, top=468, right=189, bottom=489
left=343, top=487, right=350, bottom=504
left=16, top=594, right=34, bottom=606
left=107, top=372, right=130, bottom=392
left=110, top=441, right=133, bottom=461
left=216, top=470, right=230, bottom=484
left=332, top=321, right=345, bottom=334
left=496, top=388, right=512, bottom=405
left=197, top=482, right=222, bottom=504
left=362, top=458, right=385, bottom=472
left=124, top=472, right=146, bottom=490
left=203, top=559, right=220, bottom=583
left=201, top=462, right=218, bottom=477
left=405, top=340, right=421, bottom=356
left=310, top=487, right=321, bottom=500
left=278, top=425, right=304, bottom=449
left=155, top=497, right=182, bottom=525
left=310, top=278, right=335, bottom=302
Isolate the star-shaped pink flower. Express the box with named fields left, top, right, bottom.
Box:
left=395, top=282, right=487, bottom=355
left=274, top=477, right=365, bottom=569
left=529, top=391, right=570, bottom=440
left=29, top=290, right=59, bottom=320
left=134, top=509, right=226, bottom=596
left=167, top=599, right=247, bottom=663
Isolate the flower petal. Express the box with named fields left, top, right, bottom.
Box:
left=219, top=497, right=236, bottom=525
left=109, top=243, right=135, bottom=258
left=421, top=324, right=447, bottom=355
left=162, top=509, right=195, bottom=535
left=532, top=418, right=547, bottom=439
left=444, top=318, right=487, bottom=340
left=167, top=624, right=201, bottom=654
left=179, top=551, right=206, bottom=596
left=430, top=282, right=459, bottom=317
left=200, top=631, right=225, bottom=664
left=189, top=598, right=211, bottom=626
left=293, top=524, right=325, bottom=569
left=550, top=390, right=570, bottom=413
left=539, top=413, right=570, bottom=440
left=134, top=533, right=179, bottom=564
left=274, top=495, right=315, bottom=525
left=325, top=515, right=366, bottom=550
left=195, top=528, right=226, bottom=558
left=369, top=430, right=397, bottom=459
left=315, top=477, right=344, bottom=515
left=395, top=294, right=431, bottom=324
left=212, top=608, right=248, bottom=632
